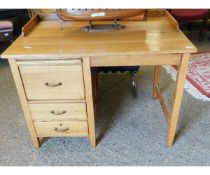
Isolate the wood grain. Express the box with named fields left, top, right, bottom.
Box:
left=1, top=14, right=197, bottom=59
left=83, top=57, right=96, bottom=147
left=19, top=64, right=85, bottom=100
left=8, top=59, right=40, bottom=148
left=29, top=102, right=87, bottom=121
left=90, top=54, right=181, bottom=67
left=165, top=10, right=180, bottom=31
left=34, top=120, right=88, bottom=137
left=3, top=12, right=197, bottom=148
left=22, top=15, right=40, bottom=36
left=167, top=53, right=191, bottom=146
left=154, top=83, right=170, bottom=125
left=153, top=65, right=161, bottom=99
left=17, top=59, right=82, bottom=66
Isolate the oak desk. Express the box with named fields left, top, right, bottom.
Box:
left=1, top=11, right=197, bottom=148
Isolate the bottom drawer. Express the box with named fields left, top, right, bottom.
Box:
left=34, top=121, right=89, bottom=137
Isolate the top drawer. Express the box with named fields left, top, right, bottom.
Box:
left=18, top=60, right=85, bottom=100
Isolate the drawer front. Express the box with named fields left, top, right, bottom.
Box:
left=34, top=121, right=88, bottom=137
left=19, top=63, right=85, bottom=100
left=29, top=103, right=87, bottom=121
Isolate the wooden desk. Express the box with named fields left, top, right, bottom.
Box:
left=1, top=11, right=197, bottom=148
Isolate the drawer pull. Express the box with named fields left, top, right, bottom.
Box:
left=45, top=82, right=62, bottom=87
left=50, top=110, right=67, bottom=115
left=54, top=127, right=69, bottom=132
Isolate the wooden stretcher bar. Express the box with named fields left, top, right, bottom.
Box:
left=154, top=82, right=170, bottom=125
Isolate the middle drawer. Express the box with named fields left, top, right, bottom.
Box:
left=29, top=103, right=87, bottom=122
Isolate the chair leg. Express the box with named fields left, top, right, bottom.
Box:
left=130, top=72, right=137, bottom=98
left=199, top=16, right=208, bottom=41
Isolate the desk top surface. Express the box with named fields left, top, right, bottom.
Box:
left=2, top=13, right=197, bottom=59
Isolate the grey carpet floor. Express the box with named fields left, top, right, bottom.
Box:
left=0, top=62, right=210, bottom=166
left=0, top=27, right=210, bottom=166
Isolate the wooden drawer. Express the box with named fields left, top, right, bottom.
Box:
left=34, top=121, right=88, bottom=137
left=18, top=60, right=85, bottom=100
left=29, top=103, right=87, bottom=122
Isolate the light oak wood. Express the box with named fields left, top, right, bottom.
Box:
left=147, top=9, right=165, bottom=17
left=34, top=121, right=88, bottom=137
left=153, top=65, right=170, bottom=124
left=165, top=10, right=180, bottom=31
left=28, top=99, right=86, bottom=104
left=83, top=57, right=96, bottom=147
left=153, top=65, right=161, bottom=99
left=29, top=103, right=87, bottom=122
left=2, top=12, right=198, bottom=148
left=17, top=59, right=81, bottom=66
left=154, top=83, right=170, bottom=125
left=19, top=64, right=85, bottom=100
left=90, top=54, right=181, bottom=67
left=22, top=15, right=40, bottom=36
left=1, top=15, right=197, bottom=59
left=8, top=59, right=40, bottom=148
left=167, top=53, right=191, bottom=146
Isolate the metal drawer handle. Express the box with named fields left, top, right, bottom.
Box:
left=50, top=110, right=67, bottom=115
left=54, top=127, right=69, bottom=132
left=45, top=82, right=62, bottom=87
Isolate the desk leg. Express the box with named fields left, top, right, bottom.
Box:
left=91, top=68, right=98, bottom=103
left=9, top=59, right=40, bottom=148
left=167, top=53, right=190, bottom=146
left=153, top=65, right=161, bottom=99
left=83, top=57, right=96, bottom=147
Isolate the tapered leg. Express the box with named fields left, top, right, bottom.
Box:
left=9, top=59, right=40, bottom=148
left=83, top=57, right=96, bottom=147
left=153, top=65, right=161, bottom=99
left=167, top=53, right=191, bottom=146
left=91, top=68, right=98, bottom=103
